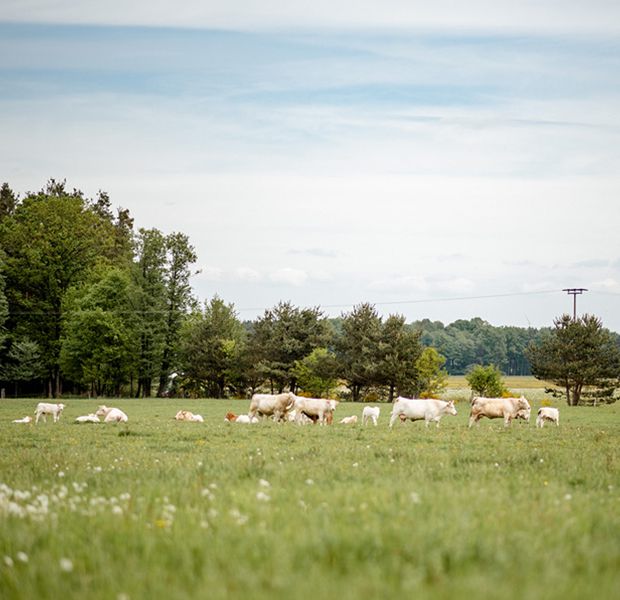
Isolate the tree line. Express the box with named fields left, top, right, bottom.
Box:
left=1, top=181, right=618, bottom=404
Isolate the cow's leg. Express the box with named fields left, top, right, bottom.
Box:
left=504, top=415, right=512, bottom=427
left=468, top=414, right=476, bottom=428
left=373, top=416, right=377, bottom=426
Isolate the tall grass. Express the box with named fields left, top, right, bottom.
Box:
left=1, top=396, right=618, bottom=599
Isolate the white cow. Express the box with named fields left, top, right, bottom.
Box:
left=12, top=416, right=33, bottom=424
left=286, top=409, right=313, bottom=424
left=339, top=415, right=358, bottom=425
left=389, top=397, right=458, bottom=428
left=292, top=395, right=338, bottom=425
left=75, top=414, right=100, bottom=424
left=235, top=414, right=260, bottom=424
left=248, top=392, right=295, bottom=422
left=362, top=406, right=380, bottom=426
left=175, top=410, right=204, bottom=422
left=34, top=402, right=66, bottom=424
left=469, top=396, right=531, bottom=428
left=95, top=405, right=128, bottom=423
left=536, top=407, right=559, bottom=428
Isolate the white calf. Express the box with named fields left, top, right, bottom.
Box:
left=362, top=406, right=380, bottom=426
left=175, top=410, right=204, bottom=422
left=75, top=414, right=100, bottom=423
left=536, top=407, right=559, bottom=428
left=12, top=416, right=33, bottom=424
left=34, top=402, right=66, bottom=424
left=339, top=415, right=358, bottom=425
left=95, top=405, right=128, bottom=423
left=235, top=414, right=260, bottom=424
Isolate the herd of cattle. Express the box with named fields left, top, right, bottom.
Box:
left=11, top=395, right=561, bottom=429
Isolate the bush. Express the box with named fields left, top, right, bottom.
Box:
left=466, top=364, right=508, bottom=397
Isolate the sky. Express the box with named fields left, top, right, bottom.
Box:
left=1, top=1, right=619, bottom=330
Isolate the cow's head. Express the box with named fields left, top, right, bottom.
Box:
left=58, top=403, right=66, bottom=411
left=445, top=400, right=457, bottom=416
left=516, top=396, right=531, bottom=421
left=95, top=405, right=108, bottom=417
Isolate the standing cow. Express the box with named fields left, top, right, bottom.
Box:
left=292, top=395, right=338, bottom=425
left=468, top=396, right=531, bottom=428
left=248, top=392, right=295, bottom=423
left=389, top=397, right=457, bottom=428
left=536, top=407, right=559, bottom=428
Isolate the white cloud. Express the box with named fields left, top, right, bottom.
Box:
left=234, top=267, right=262, bottom=282
left=2, top=1, right=620, bottom=34
left=268, top=268, right=308, bottom=287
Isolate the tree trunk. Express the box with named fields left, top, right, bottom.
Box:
left=388, top=383, right=395, bottom=403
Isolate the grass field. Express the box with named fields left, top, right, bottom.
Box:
left=1, top=388, right=619, bottom=599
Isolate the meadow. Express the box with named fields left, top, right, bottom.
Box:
left=1, top=382, right=618, bottom=600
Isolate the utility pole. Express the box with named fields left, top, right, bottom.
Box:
left=563, top=288, right=588, bottom=320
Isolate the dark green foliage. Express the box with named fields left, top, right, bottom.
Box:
left=178, top=296, right=245, bottom=398
left=60, top=266, right=139, bottom=396
left=0, top=180, right=121, bottom=396
left=527, top=314, right=620, bottom=405
left=247, top=301, right=328, bottom=393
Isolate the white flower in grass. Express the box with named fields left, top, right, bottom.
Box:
left=4, top=556, right=14, bottom=567
left=258, top=479, right=270, bottom=488
left=16, top=552, right=28, bottom=563
left=564, top=493, right=572, bottom=501
left=112, top=505, right=123, bottom=516
left=305, top=479, right=314, bottom=486
left=59, top=558, right=73, bottom=572
left=256, top=491, right=270, bottom=502
left=410, top=492, right=421, bottom=504
left=352, top=463, right=359, bottom=468
left=58, top=471, right=65, bottom=478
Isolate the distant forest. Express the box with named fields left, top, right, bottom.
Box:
left=328, top=317, right=545, bottom=376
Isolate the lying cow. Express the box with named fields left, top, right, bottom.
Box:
left=13, top=416, right=33, bottom=424
left=95, top=405, right=128, bottom=423
left=35, top=402, right=66, bottom=424
left=75, top=414, right=100, bottom=424
left=339, top=415, right=358, bottom=425
left=225, top=412, right=259, bottom=424
left=362, top=406, right=380, bottom=426
left=292, top=395, right=338, bottom=425
left=175, top=410, right=204, bottom=422
left=248, top=392, right=295, bottom=423
left=468, top=396, right=531, bottom=428
left=389, top=397, right=457, bottom=428
left=536, top=407, right=559, bottom=428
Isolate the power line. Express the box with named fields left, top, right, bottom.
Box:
left=236, top=289, right=560, bottom=313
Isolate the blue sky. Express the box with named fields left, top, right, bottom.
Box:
left=1, top=2, right=619, bottom=330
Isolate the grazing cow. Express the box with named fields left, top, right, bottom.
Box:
left=389, top=397, right=458, bottom=428
left=175, top=410, right=204, bottom=422
left=95, top=405, right=128, bottom=423
left=34, top=402, right=66, bottom=424
left=12, top=416, right=33, bottom=424
left=292, top=395, right=338, bottom=425
left=362, top=406, right=380, bottom=426
left=468, top=396, right=531, bottom=428
left=536, top=407, right=559, bottom=428
left=248, top=392, right=295, bottom=422
left=339, top=415, right=358, bottom=425
left=75, top=414, right=100, bottom=424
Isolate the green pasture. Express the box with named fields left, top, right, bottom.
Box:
left=0, top=393, right=618, bottom=600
